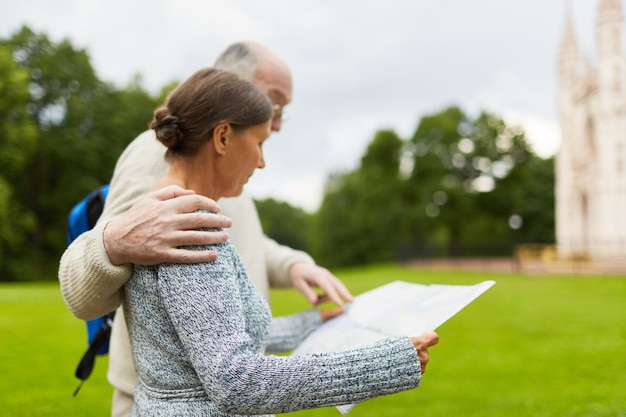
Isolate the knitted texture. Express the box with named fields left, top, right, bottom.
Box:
left=124, top=222, right=422, bottom=416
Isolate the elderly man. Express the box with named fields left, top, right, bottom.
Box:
left=58, top=41, right=353, bottom=417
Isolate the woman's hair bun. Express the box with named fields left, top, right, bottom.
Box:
left=150, top=107, right=183, bottom=149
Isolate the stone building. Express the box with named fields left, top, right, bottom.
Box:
left=557, top=0, right=626, bottom=264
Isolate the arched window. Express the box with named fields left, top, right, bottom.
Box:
left=585, top=116, right=596, bottom=157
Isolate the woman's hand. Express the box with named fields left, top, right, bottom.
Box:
left=319, top=308, right=346, bottom=322
left=410, top=331, right=439, bottom=374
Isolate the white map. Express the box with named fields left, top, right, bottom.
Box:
left=291, top=280, right=496, bottom=414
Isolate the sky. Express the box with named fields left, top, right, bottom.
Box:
left=1, top=0, right=607, bottom=212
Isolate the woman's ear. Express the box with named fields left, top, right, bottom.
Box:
left=212, top=122, right=230, bottom=155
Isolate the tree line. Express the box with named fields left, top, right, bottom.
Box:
left=0, top=26, right=554, bottom=281
left=257, top=107, right=554, bottom=269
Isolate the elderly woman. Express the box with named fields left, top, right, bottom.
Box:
left=123, top=67, right=439, bottom=416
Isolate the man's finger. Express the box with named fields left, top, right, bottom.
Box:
left=316, top=275, right=353, bottom=306
left=293, top=281, right=320, bottom=305
left=174, top=212, right=233, bottom=231
left=330, top=276, right=354, bottom=303
left=168, top=230, right=229, bottom=247
left=150, top=185, right=196, bottom=201
left=151, top=187, right=224, bottom=215
left=159, top=248, right=219, bottom=264
left=318, top=283, right=344, bottom=307
left=167, top=193, right=223, bottom=214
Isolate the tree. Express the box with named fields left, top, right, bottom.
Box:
left=404, top=106, right=552, bottom=256
left=313, top=106, right=555, bottom=268
left=0, top=44, right=37, bottom=279
left=255, top=197, right=311, bottom=251
left=1, top=27, right=109, bottom=275
left=312, top=129, right=413, bottom=267
left=1, top=26, right=158, bottom=280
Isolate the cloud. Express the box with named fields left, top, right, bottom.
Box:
left=2, top=0, right=587, bottom=211
left=504, top=111, right=561, bottom=158
left=248, top=173, right=325, bottom=213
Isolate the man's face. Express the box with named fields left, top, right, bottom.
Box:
left=253, top=66, right=293, bottom=133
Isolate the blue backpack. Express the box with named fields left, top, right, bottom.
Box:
left=66, top=184, right=114, bottom=395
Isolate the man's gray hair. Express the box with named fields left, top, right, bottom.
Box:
left=214, top=43, right=258, bottom=82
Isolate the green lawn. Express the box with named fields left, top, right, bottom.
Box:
left=1, top=264, right=625, bottom=416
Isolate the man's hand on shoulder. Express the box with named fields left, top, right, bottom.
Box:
left=103, top=185, right=232, bottom=266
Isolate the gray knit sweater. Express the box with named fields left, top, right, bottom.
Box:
left=124, top=225, right=422, bottom=416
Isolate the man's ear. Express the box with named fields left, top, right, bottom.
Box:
left=212, top=122, right=230, bottom=155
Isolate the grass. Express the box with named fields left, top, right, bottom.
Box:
left=0, top=282, right=112, bottom=416
left=1, top=264, right=625, bottom=416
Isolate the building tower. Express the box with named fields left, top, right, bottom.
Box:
left=557, top=0, right=626, bottom=264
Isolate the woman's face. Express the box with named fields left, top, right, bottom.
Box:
left=222, top=120, right=272, bottom=197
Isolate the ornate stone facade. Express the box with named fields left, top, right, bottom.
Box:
left=557, top=0, right=626, bottom=262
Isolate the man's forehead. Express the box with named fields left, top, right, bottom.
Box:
left=253, top=64, right=292, bottom=105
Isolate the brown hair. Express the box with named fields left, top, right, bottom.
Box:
left=150, top=68, right=272, bottom=156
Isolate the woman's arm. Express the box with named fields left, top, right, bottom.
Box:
left=264, top=309, right=322, bottom=353
left=159, top=245, right=423, bottom=415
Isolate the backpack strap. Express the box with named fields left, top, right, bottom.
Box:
left=73, top=311, right=115, bottom=396
left=86, top=185, right=108, bottom=229
left=66, top=184, right=112, bottom=395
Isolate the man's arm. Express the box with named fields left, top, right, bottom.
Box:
left=58, top=131, right=231, bottom=320
left=59, top=220, right=131, bottom=320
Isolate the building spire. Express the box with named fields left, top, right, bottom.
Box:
left=560, top=2, right=580, bottom=83
left=597, top=0, right=624, bottom=58
left=561, top=3, right=578, bottom=52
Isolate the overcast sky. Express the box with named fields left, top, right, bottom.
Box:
left=1, top=0, right=606, bottom=211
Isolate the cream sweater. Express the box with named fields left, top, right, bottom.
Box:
left=58, top=130, right=315, bottom=395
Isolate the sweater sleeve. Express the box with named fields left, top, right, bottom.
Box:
left=265, top=309, right=322, bottom=353
left=159, top=251, right=422, bottom=416
left=263, top=234, right=316, bottom=289
left=58, top=130, right=168, bottom=319
left=58, top=222, right=130, bottom=319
